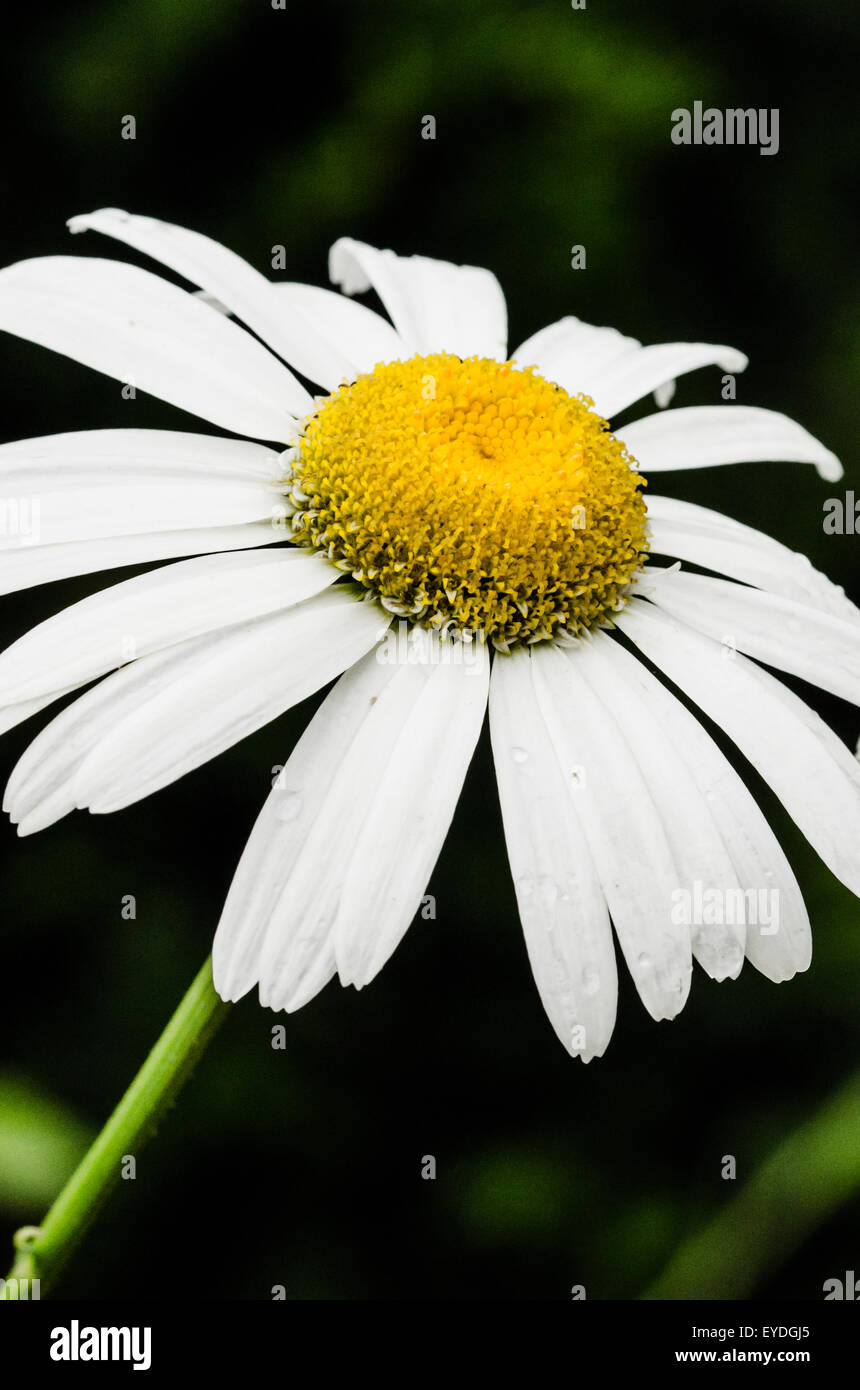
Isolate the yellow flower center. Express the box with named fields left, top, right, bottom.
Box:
left=289, top=353, right=648, bottom=647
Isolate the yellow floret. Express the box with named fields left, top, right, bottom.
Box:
left=289, top=353, right=648, bottom=647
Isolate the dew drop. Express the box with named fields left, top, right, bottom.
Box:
left=511, top=746, right=529, bottom=764
left=582, top=966, right=600, bottom=996
left=538, top=875, right=559, bottom=909
left=276, top=791, right=303, bottom=823
left=637, top=951, right=653, bottom=971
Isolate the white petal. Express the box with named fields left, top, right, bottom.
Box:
left=579, top=632, right=744, bottom=980
left=329, top=237, right=507, bottom=359
left=0, top=426, right=286, bottom=553
left=330, top=636, right=489, bottom=988
left=489, top=647, right=617, bottom=1060
left=617, top=599, right=860, bottom=897
left=0, top=255, right=309, bottom=437
left=213, top=647, right=406, bottom=1006
left=588, top=630, right=810, bottom=982
left=531, top=642, right=692, bottom=1020
left=0, top=473, right=277, bottom=548
left=0, top=522, right=282, bottom=596
left=646, top=494, right=860, bottom=624
left=69, top=208, right=398, bottom=394
left=512, top=316, right=640, bottom=397
left=271, top=282, right=408, bottom=380
left=0, top=686, right=83, bottom=738
left=618, top=405, right=841, bottom=481
left=640, top=567, right=860, bottom=706
left=216, top=633, right=487, bottom=1008
left=0, top=548, right=337, bottom=707
left=274, top=950, right=339, bottom=1014
left=513, top=317, right=682, bottom=414
left=71, top=588, right=388, bottom=814
left=5, top=635, right=215, bottom=833
left=588, top=342, right=748, bottom=420
left=0, top=428, right=282, bottom=483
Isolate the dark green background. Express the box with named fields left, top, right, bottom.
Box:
left=0, top=0, right=857, bottom=1299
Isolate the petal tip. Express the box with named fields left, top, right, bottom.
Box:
left=817, top=452, right=843, bottom=483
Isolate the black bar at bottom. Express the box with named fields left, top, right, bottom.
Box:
left=0, top=1297, right=854, bottom=1375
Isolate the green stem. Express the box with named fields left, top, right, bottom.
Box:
left=1, top=955, right=229, bottom=1297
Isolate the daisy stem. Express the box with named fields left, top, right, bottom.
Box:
left=1, top=955, right=228, bottom=1297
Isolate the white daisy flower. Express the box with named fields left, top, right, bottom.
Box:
left=0, top=208, right=856, bottom=1062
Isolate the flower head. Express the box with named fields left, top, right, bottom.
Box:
left=291, top=352, right=648, bottom=643
left=0, top=208, right=855, bottom=1061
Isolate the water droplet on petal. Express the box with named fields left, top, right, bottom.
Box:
left=538, top=875, right=559, bottom=909
left=276, top=791, right=303, bottom=823
left=637, top=951, right=652, bottom=971
left=511, top=746, right=529, bottom=764
left=582, top=967, right=600, bottom=996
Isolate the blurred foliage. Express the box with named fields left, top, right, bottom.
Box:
left=0, top=0, right=858, bottom=1299
left=646, top=1069, right=860, bottom=1299
left=0, top=1073, right=93, bottom=1212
